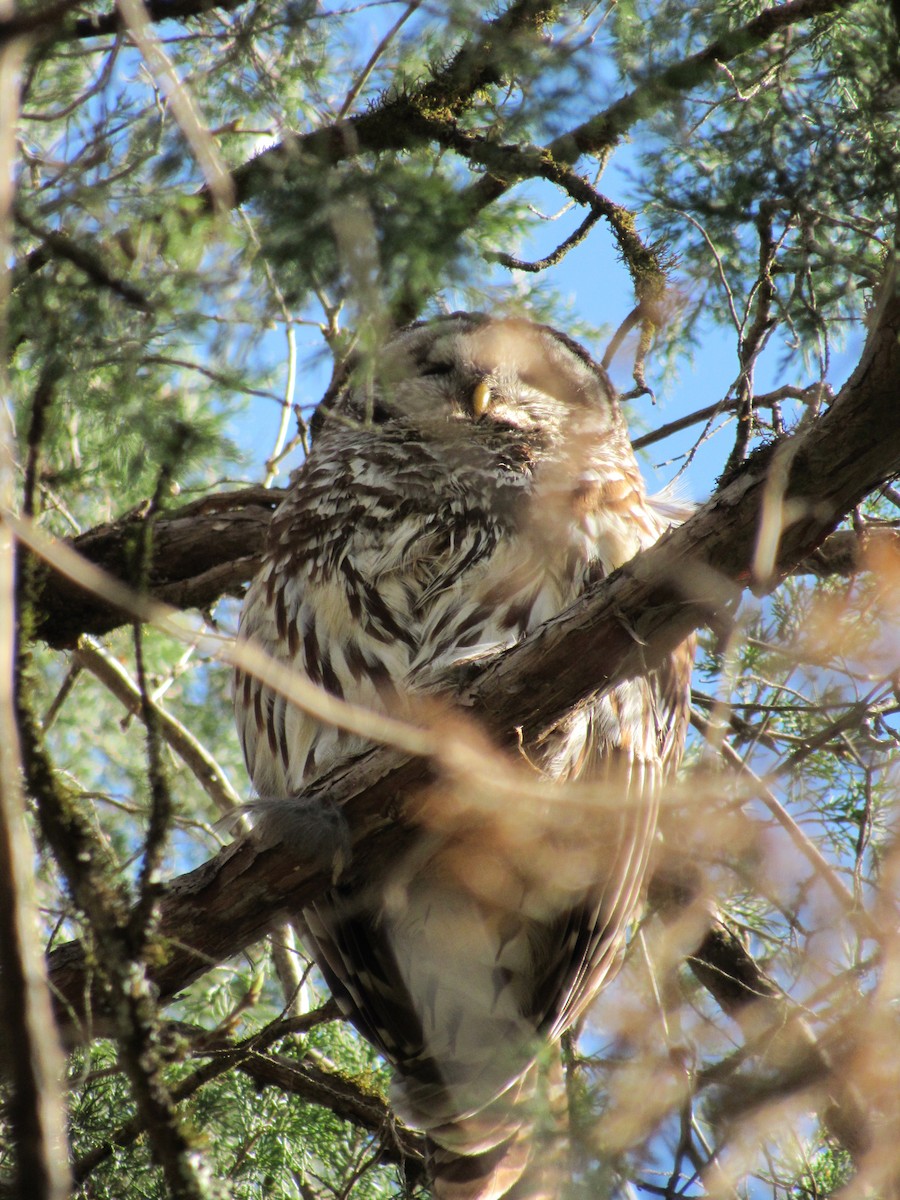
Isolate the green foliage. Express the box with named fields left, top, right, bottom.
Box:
left=791, top=1144, right=854, bottom=1197
left=611, top=0, right=897, bottom=368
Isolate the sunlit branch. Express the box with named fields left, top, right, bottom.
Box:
left=631, top=384, right=833, bottom=450
left=38, top=267, right=900, bottom=1045
left=75, top=639, right=245, bottom=817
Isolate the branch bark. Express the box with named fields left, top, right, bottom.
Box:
left=43, top=271, right=900, bottom=1039
left=33, top=486, right=281, bottom=648
left=29, top=432, right=895, bottom=654
left=228, top=0, right=857, bottom=212
left=225, top=0, right=561, bottom=208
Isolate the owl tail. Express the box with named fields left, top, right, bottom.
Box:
left=423, top=1061, right=566, bottom=1200
left=427, top=1128, right=537, bottom=1200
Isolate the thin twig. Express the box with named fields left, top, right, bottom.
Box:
left=75, top=639, right=245, bottom=817
left=487, top=207, right=602, bottom=272
left=336, top=0, right=422, bottom=120
left=691, top=710, right=879, bottom=940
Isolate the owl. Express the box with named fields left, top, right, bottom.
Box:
left=234, top=313, right=693, bottom=1200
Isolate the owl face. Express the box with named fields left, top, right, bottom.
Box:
left=320, top=314, right=624, bottom=460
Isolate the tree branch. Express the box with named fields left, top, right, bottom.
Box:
left=40, top=269, right=900, bottom=1039
left=14, top=210, right=152, bottom=312
left=32, top=485, right=282, bottom=648
left=74, top=640, right=243, bottom=814
left=226, top=0, right=561, bottom=208
left=485, top=207, right=602, bottom=272
left=542, top=0, right=859, bottom=168
left=0, top=0, right=248, bottom=47
left=630, top=384, right=832, bottom=450
left=69, top=1005, right=426, bottom=1188
left=31, top=384, right=885, bottom=653
left=218, top=0, right=855, bottom=238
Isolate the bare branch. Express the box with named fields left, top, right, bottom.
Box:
left=487, top=207, right=602, bottom=272
left=227, top=0, right=562, bottom=208
left=14, top=208, right=152, bottom=312
left=75, top=640, right=244, bottom=816
left=0, top=0, right=248, bottom=46
left=31, top=485, right=284, bottom=648
left=631, top=384, right=832, bottom=450
left=543, top=0, right=859, bottom=166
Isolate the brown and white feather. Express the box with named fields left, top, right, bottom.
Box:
left=234, top=314, right=694, bottom=1200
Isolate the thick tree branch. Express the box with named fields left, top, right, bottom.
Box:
left=68, top=1004, right=427, bottom=1187
left=544, top=0, right=859, bottom=168
left=0, top=0, right=248, bottom=46
left=32, top=486, right=282, bottom=648
left=226, top=0, right=560, bottom=208
left=42, top=271, right=900, bottom=1039
left=31, top=400, right=890, bottom=651
left=15, top=0, right=858, bottom=330
left=228, top=0, right=856, bottom=213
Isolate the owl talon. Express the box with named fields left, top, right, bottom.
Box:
left=249, top=797, right=351, bottom=881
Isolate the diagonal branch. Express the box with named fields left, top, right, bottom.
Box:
left=0, top=0, right=248, bottom=46
left=227, top=0, right=857, bottom=213
left=542, top=0, right=860, bottom=168
left=30, top=386, right=885, bottom=653
left=40, top=269, right=900, bottom=1039
left=32, top=485, right=283, bottom=648
left=226, top=0, right=561, bottom=208
left=16, top=0, right=858, bottom=324
left=191, top=0, right=859, bottom=317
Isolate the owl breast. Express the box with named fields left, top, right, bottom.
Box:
left=236, top=413, right=617, bottom=795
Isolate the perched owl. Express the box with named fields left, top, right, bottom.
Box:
left=235, top=314, right=693, bottom=1200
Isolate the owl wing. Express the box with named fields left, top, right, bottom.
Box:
left=532, top=644, right=694, bottom=1041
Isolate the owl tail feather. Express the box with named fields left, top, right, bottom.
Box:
left=427, top=1128, right=546, bottom=1200
left=424, top=1063, right=565, bottom=1200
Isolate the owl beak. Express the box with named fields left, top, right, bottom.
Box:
left=471, top=380, right=492, bottom=420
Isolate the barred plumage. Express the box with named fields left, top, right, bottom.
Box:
left=235, top=314, right=694, bottom=1199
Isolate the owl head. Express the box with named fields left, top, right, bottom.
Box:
left=313, top=313, right=629, bottom=461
